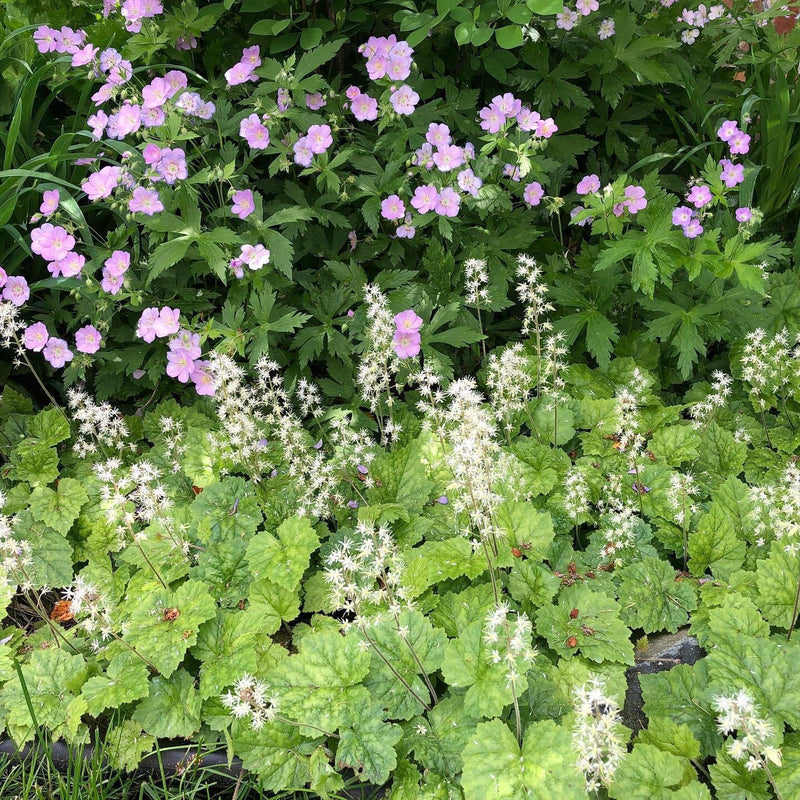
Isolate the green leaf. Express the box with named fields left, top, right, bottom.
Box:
left=710, top=751, right=770, bottom=800
left=9, top=441, right=58, bottom=485
left=403, top=537, right=487, bottom=598
left=527, top=0, right=562, bottom=12
left=441, top=621, right=518, bottom=718
left=193, top=609, right=287, bottom=700
left=231, top=719, right=316, bottom=792
left=369, top=437, right=435, bottom=515
left=294, top=38, right=346, bottom=80
left=409, top=695, right=477, bottom=776
left=248, top=578, right=300, bottom=634
left=617, top=557, right=697, bottom=633
left=4, top=648, right=87, bottom=744
left=123, top=580, right=217, bottom=677
left=508, top=560, right=560, bottom=615
left=104, top=719, right=155, bottom=772
left=363, top=610, right=446, bottom=719
left=247, top=516, right=319, bottom=591
left=495, top=503, right=555, bottom=560
left=20, top=521, right=74, bottom=588
left=133, top=670, right=201, bottom=738
left=29, top=478, right=88, bottom=532
left=461, top=719, right=585, bottom=799
left=271, top=630, right=371, bottom=733
left=27, top=408, right=70, bottom=447
left=637, top=717, right=701, bottom=762
left=495, top=25, right=523, bottom=49
left=774, top=733, right=800, bottom=799
left=607, top=743, right=686, bottom=799
left=336, top=704, right=403, bottom=784
left=81, top=653, right=150, bottom=716
left=688, top=503, right=745, bottom=580
left=536, top=583, right=634, bottom=665
left=756, top=549, right=800, bottom=630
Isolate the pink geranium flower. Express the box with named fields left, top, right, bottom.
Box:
left=231, top=189, right=255, bottom=220
left=434, top=187, right=460, bottom=217
left=2, top=276, right=29, bottom=306
left=24, top=322, right=49, bottom=352
left=43, top=337, right=73, bottom=368
left=351, top=93, right=378, bottom=122
left=75, top=324, right=102, bottom=353
left=394, top=309, right=423, bottom=334
left=624, top=185, right=647, bottom=213
left=104, top=250, right=130, bottom=276
left=239, top=114, right=270, bottom=149
left=40, top=190, right=60, bottom=216
left=306, top=124, right=333, bottom=154
left=523, top=181, right=544, bottom=207
left=687, top=185, right=712, bottom=208
left=191, top=360, right=216, bottom=396
left=389, top=85, right=419, bottom=115
left=166, top=347, right=195, bottom=383
left=128, top=187, right=164, bottom=215
left=411, top=185, right=438, bottom=214
left=576, top=174, right=600, bottom=195
left=381, top=195, right=406, bottom=221
left=393, top=330, right=421, bottom=359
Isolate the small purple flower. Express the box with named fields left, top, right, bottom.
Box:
left=411, top=185, right=438, bottom=214
left=345, top=85, right=361, bottom=101
left=239, top=244, right=270, bottom=270
left=720, top=159, right=744, bottom=188
left=597, top=17, right=615, bottom=38
left=523, top=181, right=544, bottom=207
left=305, top=92, right=326, bottom=110
left=155, top=147, right=187, bottom=185
left=40, top=190, right=60, bottom=216
left=735, top=207, right=752, bottom=223
left=82, top=167, right=122, bottom=201
left=128, top=187, right=164, bottom=215
left=392, top=330, right=421, bottom=359
left=717, top=120, right=739, bottom=142
left=426, top=123, right=451, bottom=147
left=478, top=104, right=506, bottom=134
left=2, top=276, right=29, bottom=306
left=42, top=337, right=73, bottom=369
left=394, top=309, right=423, bottom=334
left=536, top=117, right=558, bottom=138
left=75, top=324, right=102, bottom=353
left=381, top=195, right=406, bottom=221
left=143, top=143, right=162, bottom=165
left=277, top=88, right=291, bottom=112
left=683, top=218, right=704, bottom=238
left=142, top=77, right=170, bottom=109
left=389, top=85, right=419, bottom=115
left=24, top=322, right=49, bottom=352
left=347, top=500, right=359, bottom=509
left=576, top=174, right=600, bottom=195
left=191, top=360, right=215, bottom=396
left=686, top=185, right=712, bottom=209
left=231, top=189, right=255, bottom=220
left=293, top=137, right=314, bottom=167
left=166, top=347, right=195, bottom=383
left=434, top=187, right=460, bottom=217
left=351, top=93, right=378, bottom=122
left=457, top=168, right=483, bottom=197
left=101, top=271, right=124, bottom=294
left=437, top=496, right=448, bottom=505
left=306, top=124, right=333, bottom=154
left=672, top=206, right=694, bottom=226
left=728, top=131, right=751, bottom=155
left=225, top=61, right=256, bottom=87
left=104, top=250, right=130, bottom=276
left=239, top=114, right=270, bottom=150
left=357, top=465, right=368, bottom=475
left=570, top=206, right=593, bottom=227
left=49, top=252, right=85, bottom=278
left=433, top=144, right=464, bottom=172
left=624, top=185, right=647, bottom=213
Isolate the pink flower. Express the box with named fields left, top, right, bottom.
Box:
left=24, top=322, right=49, bottom=352
left=426, top=123, right=451, bottom=147
left=672, top=206, right=694, bottom=226
left=242, top=45, right=261, bottom=69
left=225, top=62, right=256, bottom=87
left=598, top=18, right=615, bottom=38
left=305, top=92, right=326, bottom=110
left=166, top=347, right=195, bottom=383
left=2, top=276, right=29, bottom=306
left=492, top=93, right=521, bottom=117
left=624, top=185, right=647, bottom=213
left=306, top=124, right=333, bottom=154
left=239, top=114, right=270, bottom=149
left=136, top=307, right=179, bottom=342
left=479, top=105, right=506, bottom=134
left=31, top=224, right=75, bottom=262
left=717, top=120, right=739, bottom=142
left=728, top=131, right=751, bottom=155
left=576, top=0, right=599, bottom=14
left=381, top=195, right=406, bottom=221
left=457, top=168, right=483, bottom=197
left=231, top=189, right=255, bottom=220
left=293, top=137, right=314, bottom=167
left=240, top=244, right=270, bottom=270
left=576, top=174, right=600, bottom=195
left=434, top=187, right=460, bottom=217
left=394, top=309, right=423, bottom=333
left=523, top=181, right=544, bottom=207
left=536, top=117, right=558, bottom=138
left=517, top=107, right=541, bottom=132
left=155, top=148, right=187, bottom=185
left=393, top=330, right=421, bottom=359
left=87, top=111, right=108, bottom=140
left=720, top=159, right=744, bottom=188
left=40, top=190, right=60, bottom=216
left=411, top=185, right=438, bottom=214
left=0, top=267, right=6, bottom=288
left=169, top=329, right=201, bottom=360
left=389, top=85, right=419, bottom=115
left=43, top=337, right=73, bottom=368
left=366, top=55, right=388, bottom=80
left=49, top=252, right=85, bottom=278
left=683, top=218, right=704, bottom=238
left=128, top=187, right=164, bottom=215
left=34, top=26, right=58, bottom=53
left=104, top=250, right=130, bottom=276
left=345, top=85, right=362, bottom=101
left=556, top=8, right=579, bottom=29
left=277, top=88, right=291, bottom=112
left=191, top=360, right=215, bottom=396
left=142, top=77, right=170, bottom=109
left=570, top=206, right=592, bottom=227
left=75, top=324, right=102, bottom=353
left=101, top=271, right=124, bottom=295
left=686, top=185, right=712, bottom=208
left=736, top=207, right=752, bottom=222
left=386, top=54, right=412, bottom=81
left=82, top=166, right=121, bottom=201
left=164, top=70, right=188, bottom=97
left=433, top=144, right=464, bottom=172
left=351, top=93, right=378, bottom=121
left=396, top=223, right=416, bottom=238
left=143, top=143, right=162, bottom=165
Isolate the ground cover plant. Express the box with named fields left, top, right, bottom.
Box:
left=0, top=0, right=800, bottom=797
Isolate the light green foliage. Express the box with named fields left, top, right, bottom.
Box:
left=494, top=502, right=554, bottom=560
left=461, top=719, right=585, bottom=799
left=29, top=478, right=88, bottom=531
left=617, top=557, right=697, bottom=633
left=336, top=703, right=403, bottom=784
left=81, top=652, right=150, bottom=715
left=247, top=515, right=319, bottom=590
left=608, top=744, right=693, bottom=799
left=104, top=719, right=156, bottom=772
left=403, top=537, right=487, bottom=598
left=756, top=549, right=800, bottom=630
left=122, top=579, right=217, bottom=677
left=133, top=670, right=202, bottom=738
left=536, top=583, right=634, bottom=664
left=688, top=502, right=746, bottom=580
